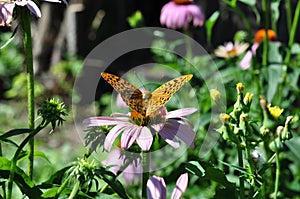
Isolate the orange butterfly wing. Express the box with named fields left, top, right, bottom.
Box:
left=146, top=74, right=193, bottom=115
left=101, top=72, right=147, bottom=116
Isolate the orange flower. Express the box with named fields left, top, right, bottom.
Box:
left=254, top=29, right=277, bottom=43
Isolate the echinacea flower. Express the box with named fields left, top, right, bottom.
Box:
left=0, top=2, right=14, bottom=26
left=147, top=173, right=189, bottom=199
left=83, top=107, right=197, bottom=152
left=160, top=0, right=205, bottom=29
left=0, top=0, right=67, bottom=26
left=214, top=42, right=249, bottom=58
left=239, top=29, right=277, bottom=70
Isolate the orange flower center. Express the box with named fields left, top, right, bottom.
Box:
left=173, top=0, right=193, bottom=4
left=254, top=29, right=277, bottom=43
left=227, top=48, right=237, bottom=56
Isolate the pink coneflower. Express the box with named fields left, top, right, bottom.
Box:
left=83, top=107, right=197, bottom=152
left=0, top=2, right=14, bottom=26
left=214, top=41, right=249, bottom=58
left=160, top=0, right=205, bottom=29
left=0, top=0, right=67, bottom=26
left=239, top=29, right=277, bottom=70
left=147, top=173, right=189, bottom=199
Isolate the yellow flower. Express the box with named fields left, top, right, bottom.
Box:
left=267, top=104, right=284, bottom=119
left=236, top=83, right=244, bottom=93
left=210, top=89, right=221, bottom=102
left=220, top=113, right=230, bottom=124
left=243, top=92, right=253, bottom=105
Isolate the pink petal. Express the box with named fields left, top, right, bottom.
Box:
left=167, top=108, right=197, bottom=118
left=104, top=124, right=129, bottom=151
left=251, top=42, right=259, bottom=55
left=26, top=1, right=41, bottom=18
left=158, top=125, right=180, bottom=148
left=171, top=173, right=189, bottom=199
left=121, top=126, right=140, bottom=150
left=136, top=127, right=153, bottom=151
left=239, top=50, right=252, bottom=70
left=102, top=148, right=123, bottom=174
left=171, top=120, right=195, bottom=148
left=83, top=117, right=128, bottom=126
left=147, top=176, right=167, bottom=199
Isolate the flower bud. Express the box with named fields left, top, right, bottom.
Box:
left=236, top=83, right=244, bottom=94
left=210, top=89, right=221, bottom=102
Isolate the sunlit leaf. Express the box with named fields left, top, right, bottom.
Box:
left=206, top=11, right=220, bottom=44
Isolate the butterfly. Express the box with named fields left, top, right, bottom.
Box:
left=101, top=72, right=193, bottom=117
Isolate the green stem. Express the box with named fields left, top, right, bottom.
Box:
left=142, top=151, right=150, bottom=199
left=7, top=124, right=44, bottom=199
left=237, top=147, right=245, bottom=199
left=262, top=0, right=269, bottom=67
left=284, top=0, right=300, bottom=64
left=20, top=8, right=35, bottom=179
left=285, top=0, right=292, bottom=34
left=54, top=176, right=70, bottom=198
left=274, top=140, right=280, bottom=199
left=68, top=180, right=80, bottom=199
left=0, top=143, right=6, bottom=198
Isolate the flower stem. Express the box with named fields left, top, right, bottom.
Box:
left=68, top=180, right=80, bottom=199
left=237, top=147, right=245, bottom=199
left=285, top=0, right=292, bottom=34
left=262, top=0, right=269, bottom=67
left=20, top=8, right=35, bottom=179
left=274, top=140, right=280, bottom=199
left=284, top=0, right=300, bottom=64
left=142, top=151, right=150, bottom=199
left=7, top=124, right=44, bottom=199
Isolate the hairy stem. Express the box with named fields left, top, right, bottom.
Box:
left=20, top=8, right=35, bottom=179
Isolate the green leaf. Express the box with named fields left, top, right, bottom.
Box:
left=267, top=64, right=283, bottom=102
left=39, top=166, right=71, bottom=188
left=0, top=157, right=43, bottom=198
left=96, top=168, right=129, bottom=199
left=271, top=1, right=280, bottom=29
left=204, top=167, right=235, bottom=188
left=0, top=128, right=31, bottom=140
left=213, top=187, right=237, bottom=199
left=285, top=137, right=300, bottom=165
left=127, top=10, right=144, bottom=28
left=291, top=43, right=300, bottom=54
left=268, top=42, right=282, bottom=63
left=206, top=11, right=220, bottom=44
left=185, top=161, right=205, bottom=177
left=239, top=0, right=256, bottom=6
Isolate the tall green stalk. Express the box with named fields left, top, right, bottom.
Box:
left=142, top=151, right=150, bottom=199
left=284, top=0, right=300, bottom=64
left=285, top=0, right=292, bottom=34
left=237, top=147, right=245, bottom=199
left=262, top=0, right=269, bottom=67
left=20, top=8, right=35, bottom=179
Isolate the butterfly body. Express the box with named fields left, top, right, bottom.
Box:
left=101, top=72, right=192, bottom=117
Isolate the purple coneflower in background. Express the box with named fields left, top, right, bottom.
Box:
left=160, top=0, right=205, bottom=29
left=0, top=2, right=14, bottom=26
left=147, top=173, right=189, bottom=199
left=83, top=107, right=197, bottom=152
left=0, top=0, right=67, bottom=26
